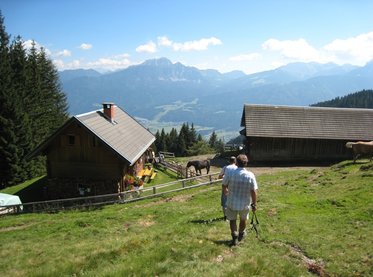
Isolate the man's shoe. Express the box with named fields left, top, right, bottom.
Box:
left=230, top=232, right=238, bottom=246
left=238, top=231, right=246, bottom=242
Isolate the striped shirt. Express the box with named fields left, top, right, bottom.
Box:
left=222, top=167, right=258, bottom=210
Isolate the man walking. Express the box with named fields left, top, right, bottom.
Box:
left=218, top=156, right=237, bottom=220
left=222, top=154, right=258, bottom=246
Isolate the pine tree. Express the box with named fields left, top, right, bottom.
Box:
left=24, top=45, right=68, bottom=178
left=154, top=130, right=161, bottom=151
left=0, top=12, right=69, bottom=186
left=178, top=123, right=190, bottom=147
left=36, top=47, right=68, bottom=129
left=187, top=140, right=213, bottom=156
left=168, top=127, right=178, bottom=154
left=159, top=128, right=167, bottom=152
left=177, top=131, right=187, bottom=156
left=0, top=11, right=12, bottom=186
left=1, top=18, right=24, bottom=185
left=214, top=138, right=225, bottom=153
left=189, top=123, right=197, bottom=146
left=311, top=89, right=373, bottom=108
left=209, top=131, right=218, bottom=149
left=24, top=42, right=46, bottom=177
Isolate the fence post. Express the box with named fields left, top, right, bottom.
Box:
left=153, top=186, right=156, bottom=194
left=209, top=175, right=212, bottom=184
left=182, top=181, right=185, bottom=188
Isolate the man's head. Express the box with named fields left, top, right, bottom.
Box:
left=236, top=154, right=248, bottom=167
left=229, top=156, right=236, bottom=164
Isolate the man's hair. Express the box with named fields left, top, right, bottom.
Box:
left=229, top=156, right=236, bottom=164
left=236, top=154, right=248, bottom=167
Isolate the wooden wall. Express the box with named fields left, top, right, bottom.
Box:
left=39, top=121, right=152, bottom=199
left=246, top=137, right=351, bottom=163
left=45, top=122, right=127, bottom=179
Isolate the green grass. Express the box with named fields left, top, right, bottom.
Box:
left=0, top=161, right=372, bottom=276
left=150, top=165, right=179, bottom=185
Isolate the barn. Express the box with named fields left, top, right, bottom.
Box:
left=240, top=104, right=373, bottom=163
left=27, top=103, right=155, bottom=199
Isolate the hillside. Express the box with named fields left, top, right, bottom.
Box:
left=312, top=89, right=373, bottom=108
left=59, top=59, right=373, bottom=137
left=1, top=161, right=372, bottom=276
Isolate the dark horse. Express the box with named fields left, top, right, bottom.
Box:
left=186, top=160, right=210, bottom=176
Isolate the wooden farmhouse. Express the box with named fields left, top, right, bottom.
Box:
left=28, top=103, right=155, bottom=199
left=240, top=104, right=373, bottom=163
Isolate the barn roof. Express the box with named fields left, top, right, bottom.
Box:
left=27, top=105, right=155, bottom=166
left=241, top=104, right=373, bottom=140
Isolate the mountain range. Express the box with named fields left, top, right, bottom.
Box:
left=59, top=58, right=373, bottom=138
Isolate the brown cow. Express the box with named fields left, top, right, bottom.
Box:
left=345, top=141, right=373, bottom=162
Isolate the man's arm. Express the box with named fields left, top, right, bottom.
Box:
left=222, top=171, right=229, bottom=195
left=218, top=166, right=226, bottom=179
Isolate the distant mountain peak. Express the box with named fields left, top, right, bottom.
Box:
left=60, top=58, right=373, bottom=135
left=142, top=57, right=173, bottom=66
left=58, top=68, right=101, bottom=82
left=274, top=61, right=357, bottom=80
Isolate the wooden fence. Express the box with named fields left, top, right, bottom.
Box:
left=158, top=160, right=194, bottom=179
left=0, top=173, right=221, bottom=215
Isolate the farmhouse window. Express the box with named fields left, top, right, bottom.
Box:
left=68, top=135, right=75, bottom=145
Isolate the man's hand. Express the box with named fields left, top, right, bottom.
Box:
left=223, top=185, right=229, bottom=196
left=250, top=189, right=257, bottom=212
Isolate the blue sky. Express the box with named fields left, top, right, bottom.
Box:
left=1, top=0, right=373, bottom=74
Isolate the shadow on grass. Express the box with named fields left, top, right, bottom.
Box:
left=16, top=176, right=48, bottom=203
left=332, top=160, right=372, bottom=170
left=154, top=165, right=178, bottom=178
left=211, top=239, right=232, bottom=247
left=189, top=216, right=226, bottom=225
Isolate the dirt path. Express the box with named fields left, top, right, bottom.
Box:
left=178, top=155, right=326, bottom=177
left=245, top=166, right=325, bottom=176
left=209, top=161, right=325, bottom=177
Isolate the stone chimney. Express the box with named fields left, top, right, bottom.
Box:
left=103, top=102, right=115, bottom=122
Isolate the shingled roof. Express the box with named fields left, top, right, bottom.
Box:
left=28, top=105, right=155, bottom=165
left=241, top=104, right=373, bottom=140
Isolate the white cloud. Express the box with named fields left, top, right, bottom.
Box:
left=270, top=60, right=286, bottom=68
left=70, top=60, right=81, bottom=67
left=172, top=37, right=222, bottom=51
left=87, top=58, right=131, bottom=68
left=136, top=41, right=157, bottom=53
left=79, top=43, right=92, bottom=50
left=23, top=39, right=38, bottom=50
left=323, top=32, right=373, bottom=65
left=114, top=53, right=130, bottom=59
left=156, top=36, right=222, bottom=52
left=158, top=36, right=173, bottom=47
left=23, top=39, right=52, bottom=55
left=54, top=59, right=82, bottom=70
left=262, top=38, right=320, bottom=62
left=260, top=32, right=373, bottom=66
left=229, top=53, right=261, bottom=62
left=53, top=59, right=65, bottom=69
left=54, top=52, right=132, bottom=71
left=55, top=49, right=71, bottom=57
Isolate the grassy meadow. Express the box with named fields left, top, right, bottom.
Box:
left=0, top=160, right=372, bottom=276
